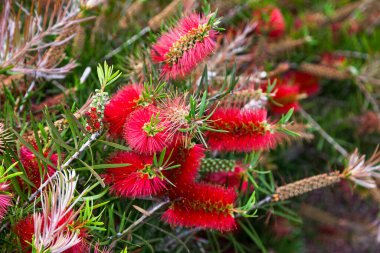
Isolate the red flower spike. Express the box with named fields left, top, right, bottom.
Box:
left=64, top=243, right=89, bottom=253
left=18, top=146, right=57, bottom=189
left=207, top=108, right=280, bottom=152
left=176, top=182, right=237, bottom=207
left=253, top=7, right=285, bottom=39
left=158, top=95, right=191, bottom=144
left=203, top=166, right=250, bottom=192
left=320, top=53, right=346, bottom=68
left=64, top=233, right=89, bottom=253
left=112, top=171, right=167, bottom=198
left=104, top=84, right=142, bottom=137
left=270, top=84, right=301, bottom=114
left=151, top=13, right=218, bottom=80
left=123, top=106, right=174, bottom=155
left=170, top=144, right=205, bottom=184
left=0, top=193, right=11, bottom=221
left=163, top=182, right=237, bottom=231
left=102, top=152, right=144, bottom=184
left=103, top=151, right=168, bottom=198
left=283, top=71, right=320, bottom=96
left=163, top=203, right=236, bottom=231
left=14, top=215, right=35, bottom=250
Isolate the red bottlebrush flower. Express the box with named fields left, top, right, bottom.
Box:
left=207, top=108, right=280, bottom=152
left=170, top=144, right=205, bottom=184
left=293, top=18, right=303, bottom=30
left=253, top=6, right=285, bottom=39
left=18, top=146, right=57, bottom=188
left=163, top=203, right=236, bottom=231
left=116, top=171, right=167, bottom=198
left=151, top=13, right=218, bottom=80
left=175, top=182, right=236, bottom=207
left=203, top=166, right=249, bottom=192
left=65, top=243, right=89, bottom=253
left=270, top=84, right=301, bottom=114
left=283, top=71, right=320, bottom=96
left=104, top=84, right=142, bottom=137
left=320, top=53, right=346, bottom=68
left=103, top=151, right=142, bottom=183
left=271, top=216, right=294, bottom=238
left=163, top=182, right=237, bottom=231
left=103, top=151, right=168, bottom=198
left=355, top=111, right=380, bottom=135
left=64, top=230, right=89, bottom=253
left=0, top=194, right=11, bottom=220
left=158, top=95, right=191, bottom=144
left=94, top=243, right=113, bottom=253
left=123, top=106, right=174, bottom=155
left=14, top=215, right=35, bottom=250
left=0, top=182, right=11, bottom=220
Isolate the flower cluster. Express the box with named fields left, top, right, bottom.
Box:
left=85, top=89, right=109, bottom=133
left=3, top=0, right=380, bottom=251
left=100, top=11, right=301, bottom=232
left=104, top=83, right=184, bottom=154
left=103, top=142, right=238, bottom=231
left=252, top=6, right=286, bottom=39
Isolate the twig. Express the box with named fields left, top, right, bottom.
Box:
left=109, top=199, right=170, bottom=244
left=334, top=50, right=369, bottom=60
left=299, top=108, right=348, bottom=157
left=238, top=195, right=273, bottom=217
left=356, top=77, right=380, bottom=115
left=248, top=195, right=273, bottom=211
left=299, top=203, right=376, bottom=234
left=104, top=26, right=151, bottom=60
left=18, top=79, right=36, bottom=114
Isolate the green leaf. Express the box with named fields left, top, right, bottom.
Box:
left=75, top=163, right=130, bottom=171
left=81, top=189, right=108, bottom=201
left=238, top=220, right=267, bottom=253
left=197, top=91, right=208, bottom=118
left=0, top=171, right=23, bottom=181
left=98, top=140, right=131, bottom=151
left=77, top=159, right=105, bottom=187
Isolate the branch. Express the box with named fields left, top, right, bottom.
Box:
left=299, top=108, right=348, bottom=157
left=109, top=199, right=170, bottom=245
